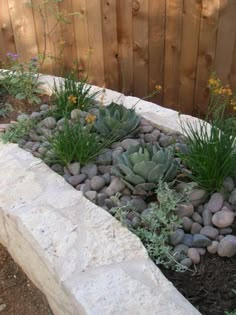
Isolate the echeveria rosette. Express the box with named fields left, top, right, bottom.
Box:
left=94, top=102, right=140, bottom=141
left=112, top=143, right=179, bottom=194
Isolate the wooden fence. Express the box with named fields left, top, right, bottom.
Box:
left=1, top=0, right=236, bottom=115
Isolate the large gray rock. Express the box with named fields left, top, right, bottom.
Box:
left=206, top=192, right=224, bottom=213
left=217, top=235, right=236, bottom=257
left=212, top=210, right=234, bottom=228
left=0, top=142, right=200, bottom=315
left=188, top=189, right=208, bottom=207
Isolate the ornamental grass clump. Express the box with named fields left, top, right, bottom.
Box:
left=179, top=73, right=236, bottom=192
left=94, top=102, right=140, bottom=141
left=48, top=117, right=117, bottom=166
left=53, top=73, right=98, bottom=119
left=113, top=143, right=179, bottom=193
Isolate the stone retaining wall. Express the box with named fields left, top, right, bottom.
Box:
left=0, top=75, right=201, bottom=315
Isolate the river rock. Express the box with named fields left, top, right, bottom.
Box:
left=223, top=177, right=235, bottom=193
left=200, top=226, right=219, bottom=240
left=90, top=176, right=106, bottom=191
left=67, top=162, right=80, bottom=175
left=97, top=193, right=108, bottom=207
left=219, top=227, right=232, bottom=235
left=212, top=210, right=234, bottom=228
left=182, top=234, right=193, bottom=247
left=188, top=248, right=200, bottom=264
left=180, top=258, right=192, bottom=268
left=176, top=204, right=194, bottom=218
left=139, top=125, right=154, bottom=133
left=68, top=174, right=87, bottom=186
left=192, top=234, right=212, bottom=247
left=96, top=150, right=112, bottom=165
left=41, top=117, right=56, bottom=129
left=202, top=209, right=213, bottom=226
left=129, top=198, right=147, bottom=213
left=121, top=139, right=139, bottom=150
left=71, top=109, right=81, bottom=120
left=207, top=241, right=219, bottom=254
left=217, top=235, right=236, bottom=257
left=192, top=212, right=203, bottom=224
left=84, top=190, right=97, bottom=202
left=229, top=188, right=236, bottom=206
left=188, top=189, right=208, bottom=206
left=173, top=244, right=189, bottom=262
left=105, top=177, right=126, bottom=197
left=191, top=222, right=202, bottom=234
left=182, top=217, right=193, bottom=231
left=81, top=164, right=97, bottom=179
left=170, top=229, right=185, bottom=246
left=206, top=192, right=224, bottom=213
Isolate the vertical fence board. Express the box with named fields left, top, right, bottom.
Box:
left=43, top=1, right=63, bottom=75
left=117, top=0, right=133, bottom=94
left=230, top=35, right=236, bottom=91
left=72, top=0, right=89, bottom=78
left=132, top=0, right=149, bottom=98
left=7, top=0, right=38, bottom=61
left=178, top=0, right=201, bottom=115
left=101, top=0, right=119, bottom=91
left=58, top=0, right=77, bottom=73
left=214, top=0, right=236, bottom=83
left=31, top=0, right=54, bottom=73
left=148, top=0, right=165, bottom=104
left=0, top=0, right=16, bottom=62
left=194, top=0, right=220, bottom=115
left=164, top=0, right=184, bottom=110
left=86, top=0, right=105, bottom=86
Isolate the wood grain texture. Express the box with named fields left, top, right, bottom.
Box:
left=101, top=0, right=119, bottom=90
left=58, top=0, right=77, bottom=73
left=194, top=0, right=220, bottom=115
left=148, top=0, right=166, bottom=104
left=214, top=0, right=236, bottom=83
left=7, top=0, right=38, bottom=61
left=0, top=0, right=16, bottom=61
left=164, top=0, right=184, bottom=110
left=179, top=0, right=201, bottom=115
left=132, top=0, right=149, bottom=98
left=117, top=0, right=133, bottom=94
left=86, top=0, right=105, bottom=86
left=72, top=0, right=89, bottom=78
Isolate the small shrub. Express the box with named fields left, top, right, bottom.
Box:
left=0, top=53, right=44, bottom=104
left=1, top=118, right=36, bottom=143
left=111, top=181, right=189, bottom=272
left=53, top=73, right=98, bottom=118
left=48, top=119, right=114, bottom=165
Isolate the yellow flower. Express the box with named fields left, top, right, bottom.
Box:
left=85, top=113, right=96, bottom=124
left=68, top=95, right=77, bottom=104
left=155, top=85, right=162, bottom=92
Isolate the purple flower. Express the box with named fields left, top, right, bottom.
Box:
left=31, top=56, right=38, bottom=62
left=6, top=52, right=19, bottom=60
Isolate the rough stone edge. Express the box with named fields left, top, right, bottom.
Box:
left=0, top=73, right=201, bottom=315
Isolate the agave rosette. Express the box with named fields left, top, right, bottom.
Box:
left=113, top=143, right=179, bottom=192
left=94, top=102, right=140, bottom=141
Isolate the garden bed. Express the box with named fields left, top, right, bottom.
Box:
left=0, top=73, right=235, bottom=314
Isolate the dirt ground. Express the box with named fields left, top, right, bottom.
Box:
left=0, top=244, right=52, bottom=315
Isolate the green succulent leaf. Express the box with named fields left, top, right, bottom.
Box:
left=133, top=161, right=156, bottom=180
left=148, top=164, right=166, bottom=182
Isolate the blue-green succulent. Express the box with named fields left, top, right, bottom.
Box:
left=113, top=143, right=179, bottom=193
left=94, top=102, right=140, bottom=141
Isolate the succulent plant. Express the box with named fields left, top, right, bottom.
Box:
left=94, top=102, right=140, bottom=141
left=112, top=143, right=179, bottom=193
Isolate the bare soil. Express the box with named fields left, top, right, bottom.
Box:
left=0, top=244, right=52, bottom=315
